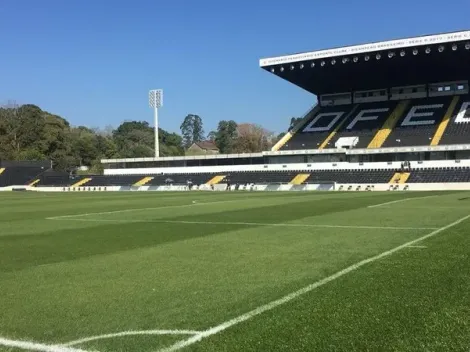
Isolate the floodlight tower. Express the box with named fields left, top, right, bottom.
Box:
left=149, top=89, right=163, bottom=158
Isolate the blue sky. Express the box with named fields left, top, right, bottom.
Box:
left=1, top=0, right=469, bottom=135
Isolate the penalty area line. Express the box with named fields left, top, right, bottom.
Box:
left=0, top=337, right=90, bottom=352
left=64, top=330, right=202, bottom=347
left=46, top=218, right=438, bottom=231
left=367, top=195, right=439, bottom=208
left=158, top=214, right=470, bottom=352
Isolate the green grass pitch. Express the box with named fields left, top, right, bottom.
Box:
left=0, top=191, right=469, bottom=351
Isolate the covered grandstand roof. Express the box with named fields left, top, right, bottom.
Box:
left=260, top=30, right=470, bottom=95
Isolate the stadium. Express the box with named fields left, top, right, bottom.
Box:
left=1, top=30, right=470, bottom=351
left=3, top=32, right=470, bottom=192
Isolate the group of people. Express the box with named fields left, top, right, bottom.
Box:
left=400, top=161, right=411, bottom=172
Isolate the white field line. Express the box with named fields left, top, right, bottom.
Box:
left=64, top=330, right=201, bottom=347
left=406, top=245, right=427, bottom=248
left=46, top=199, right=245, bottom=220
left=158, top=214, right=470, bottom=352
left=0, top=337, right=90, bottom=352
left=381, top=206, right=469, bottom=210
left=47, top=218, right=438, bottom=231
left=367, top=195, right=440, bottom=208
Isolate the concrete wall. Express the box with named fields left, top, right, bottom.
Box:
left=104, top=159, right=470, bottom=176
left=3, top=182, right=470, bottom=193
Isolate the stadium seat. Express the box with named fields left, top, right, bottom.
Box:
left=380, top=96, right=452, bottom=147
left=328, top=101, right=398, bottom=149
left=279, top=105, right=358, bottom=150
left=0, top=166, right=46, bottom=187
left=438, top=95, right=470, bottom=145
left=407, top=167, right=470, bottom=183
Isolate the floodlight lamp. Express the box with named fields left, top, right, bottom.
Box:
left=412, top=49, right=418, bottom=55
left=331, top=59, right=336, bottom=65
left=342, top=57, right=349, bottom=64
left=465, top=42, right=470, bottom=50
left=364, top=55, right=370, bottom=61
left=353, top=56, right=358, bottom=62
left=290, top=65, right=295, bottom=70
left=321, top=61, right=326, bottom=66
left=438, top=45, right=444, bottom=52
left=376, top=53, right=381, bottom=60
left=270, top=68, right=275, bottom=73
left=310, top=62, right=315, bottom=68
left=280, top=66, right=284, bottom=72
left=388, top=52, right=395, bottom=58
left=149, top=89, right=163, bottom=109
left=299, top=63, right=304, bottom=69
left=400, top=50, right=406, bottom=57
left=452, top=44, right=458, bottom=51
left=425, top=47, right=431, bottom=54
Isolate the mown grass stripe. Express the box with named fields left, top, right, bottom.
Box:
left=159, top=214, right=470, bottom=352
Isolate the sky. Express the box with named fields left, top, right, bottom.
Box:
left=1, top=0, right=469, bottom=135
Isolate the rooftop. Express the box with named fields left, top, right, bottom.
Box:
left=260, top=30, right=470, bottom=95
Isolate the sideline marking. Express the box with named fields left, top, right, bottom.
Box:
left=46, top=199, right=246, bottom=220
left=367, top=195, right=439, bottom=208
left=406, top=245, right=427, bottom=248
left=47, top=218, right=437, bottom=231
left=64, top=330, right=201, bottom=347
left=0, top=337, right=89, bottom=352
left=158, top=214, right=470, bottom=352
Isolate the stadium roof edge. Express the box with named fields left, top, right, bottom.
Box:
left=259, top=30, right=470, bottom=67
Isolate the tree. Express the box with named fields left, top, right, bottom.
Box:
left=112, top=121, right=183, bottom=158
left=70, top=126, right=100, bottom=166
left=0, top=101, right=187, bottom=171
left=41, top=114, right=74, bottom=168
left=159, top=128, right=184, bottom=156
left=233, top=123, right=275, bottom=153
left=0, top=100, right=291, bottom=173
left=207, top=131, right=216, bottom=142
left=112, top=121, right=154, bottom=158
left=180, top=114, right=204, bottom=148
left=288, top=117, right=303, bottom=131
left=214, top=120, right=238, bottom=154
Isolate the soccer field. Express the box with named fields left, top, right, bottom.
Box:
left=1, top=191, right=469, bottom=352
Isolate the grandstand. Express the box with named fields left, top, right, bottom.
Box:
left=2, top=30, right=470, bottom=192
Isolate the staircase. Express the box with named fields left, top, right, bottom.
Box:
left=133, top=176, right=154, bottom=186
left=319, top=105, right=360, bottom=149
left=368, top=100, right=410, bottom=148
left=389, top=172, right=410, bottom=184
left=206, top=175, right=226, bottom=185
left=71, top=177, right=92, bottom=187
left=430, top=96, right=460, bottom=146
left=271, top=104, right=321, bottom=151
left=28, top=179, right=41, bottom=187
left=289, top=173, right=310, bottom=185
